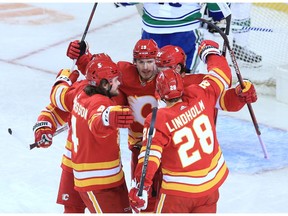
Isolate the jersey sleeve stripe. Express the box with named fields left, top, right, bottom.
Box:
left=46, top=104, right=67, bottom=125
left=51, top=85, right=69, bottom=112
left=211, top=67, right=231, bottom=87
left=139, top=155, right=161, bottom=168
left=40, top=111, right=57, bottom=128
left=218, top=90, right=228, bottom=111
left=205, top=74, right=225, bottom=93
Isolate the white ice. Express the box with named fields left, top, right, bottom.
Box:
left=0, top=3, right=288, bottom=214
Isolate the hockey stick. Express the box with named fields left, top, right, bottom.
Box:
left=214, top=4, right=232, bottom=125
left=197, top=18, right=269, bottom=159
left=8, top=124, right=69, bottom=150
left=71, top=3, right=98, bottom=71
left=221, top=14, right=231, bottom=57
left=138, top=107, right=158, bottom=197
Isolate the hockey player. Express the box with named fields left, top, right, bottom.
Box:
left=115, top=2, right=230, bottom=73
left=33, top=54, right=119, bottom=213
left=51, top=58, right=133, bottom=213
left=129, top=40, right=232, bottom=213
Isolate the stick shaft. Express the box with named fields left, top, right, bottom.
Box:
left=81, top=3, right=98, bottom=42
left=71, top=3, right=98, bottom=71
left=215, top=14, right=231, bottom=125
left=138, top=107, right=158, bottom=197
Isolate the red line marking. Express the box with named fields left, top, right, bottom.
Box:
left=11, top=12, right=139, bottom=61
left=2, top=11, right=139, bottom=75
left=0, top=58, right=56, bottom=74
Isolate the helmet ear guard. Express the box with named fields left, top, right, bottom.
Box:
left=156, top=68, right=184, bottom=100
left=133, top=39, right=159, bottom=60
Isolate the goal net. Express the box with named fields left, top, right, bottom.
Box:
left=232, top=3, right=288, bottom=96
left=200, top=3, right=288, bottom=96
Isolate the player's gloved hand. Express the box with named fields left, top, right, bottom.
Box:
left=235, top=79, right=257, bottom=103
left=129, top=186, right=149, bottom=213
left=33, top=121, right=54, bottom=148
left=54, top=69, right=79, bottom=86
left=66, top=40, right=89, bottom=60
left=102, top=105, right=134, bottom=128
left=198, top=40, right=221, bottom=63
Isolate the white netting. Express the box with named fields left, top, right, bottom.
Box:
left=199, top=3, right=288, bottom=96
left=231, top=3, right=288, bottom=96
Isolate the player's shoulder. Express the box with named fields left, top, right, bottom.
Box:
left=184, top=83, right=204, bottom=100
left=183, top=73, right=205, bottom=87
left=117, top=61, right=139, bottom=83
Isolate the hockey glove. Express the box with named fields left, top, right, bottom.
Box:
left=33, top=121, right=54, bottom=148
left=102, top=105, right=134, bottom=128
left=129, top=186, right=149, bottom=213
left=66, top=40, right=89, bottom=60
left=54, top=69, right=79, bottom=86
left=235, top=79, right=257, bottom=103
left=198, top=40, right=221, bottom=63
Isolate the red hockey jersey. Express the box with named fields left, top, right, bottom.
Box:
left=135, top=55, right=231, bottom=198
left=51, top=79, right=125, bottom=191
left=114, top=61, right=158, bottom=149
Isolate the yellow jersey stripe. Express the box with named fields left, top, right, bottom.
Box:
left=219, top=90, right=227, bottom=111
left=74, top=171, right=124, bottom=187
left=213, top=67, right=231, bottom=86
